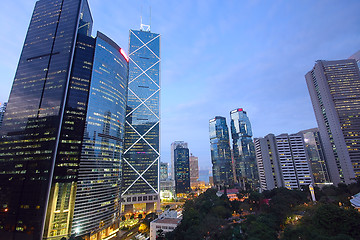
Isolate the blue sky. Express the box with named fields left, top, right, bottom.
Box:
left=0, top=0, right=359, bottom=170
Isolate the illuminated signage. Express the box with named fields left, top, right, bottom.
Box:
left=120, top=48, right=129, bottom=62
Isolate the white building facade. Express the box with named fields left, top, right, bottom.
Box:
left=255, top=133, right=312, bottom=191
left=149, top=210, right=181, bottom=240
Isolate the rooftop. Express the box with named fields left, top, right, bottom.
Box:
left=350, top=193, right=360, bottom=208
left=153, top=218, right=181, bottom=225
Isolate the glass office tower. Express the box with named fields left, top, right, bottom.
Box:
left=60, top=32, right=128, bottom=238
left=299, top=128, right=331, bottom=186
left=0, top=102, right=7, bottom=129
left=160, top=162, right=169, bottom=181
left=209, top=116, right=234, bottom=187
left=174, top=146, right=190, bottom=194
left=122, top=29, right=160, bottom=213
left=0, top=1, right=128, bottom=239
left=0, top=0, right=89, bottom=238
left=230, top=108, right=259, bottom=189
left=170, top=141, right=188, bottom=181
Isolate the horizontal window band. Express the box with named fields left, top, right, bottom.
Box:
left=97, top=133, right=122, bottom=142
left=27, top=51, right=60, bottom=61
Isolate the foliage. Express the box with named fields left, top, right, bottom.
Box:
left=139, top=223, right=149, bottom=233
left=157, top=229, right=166, bottom=240
left=241, top=188, right=308, bottom=240
left=315, top=181, right=360, bottom=205
left=63, top=235, right=84, bottom=240
left=142, top=212, right=157, bottom=231
left=164, top=181, right=360, bottom=240
left=282, top=204, right=360, bottom=240
left=166, top=188, right=233, bottom=240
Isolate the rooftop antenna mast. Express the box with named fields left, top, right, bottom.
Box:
left=140, top=2, right=151, bottom=31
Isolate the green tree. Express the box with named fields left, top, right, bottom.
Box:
left=157, top=229, right=165, bottom=240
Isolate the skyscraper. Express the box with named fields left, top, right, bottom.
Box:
left=122, top=27, right=160, bottom=213
left=209, top=116, right=234, bottom=187
left=0, top=1, right=128, bottom=239
left=159, top=163, right=175, bottom=202
left=230, top=108, right=259, bottom=189
left=305, top=59, right=360, bottom=184
left=255, top=133, right=312, bottom=191
left=276, top=134, right=312, bottom=189
left=68, top=31, right=128, bottom=238
left=189, top=154, right=199, bottom=183
left=170, top=141, right=188, bottom=181
left=0, top=1, right=91, bottom=238
left=160, top=162, right=169, bottom=181
left=299, top=128, right=331, bottom=186
left=254, top=134, right=283, bottom=191
left=0, top=102, right=7, bottom=129
left=174, top=146, right=190, bottom=194
left=349, top=50, right=360, bottom=69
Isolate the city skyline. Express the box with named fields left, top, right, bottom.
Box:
left=1, top=0, right=360, bottom=169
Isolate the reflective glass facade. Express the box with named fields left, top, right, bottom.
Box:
left=230, top=108, right=259, bottom=189
left=122, top=30, right=160, bottom=212
left=0, top=0, right=84, bottom=238
left=0, top=0, right=128, bottom=239
left=43, top=30, right=95, bottom=239
left=160, top=162, right=168, bottom=181
left=306, top=60, right=360, bottom=184
left=70, top=32, right=128, bottom=236
left=174, top=147, right=190, bottom=194
left=0, top=102, right=7, bottom=129
left=209, top=116, right=234, bottom=186
left=170, top=141, right=188, bottom=181
left=300, top=129, right=331, bottom=185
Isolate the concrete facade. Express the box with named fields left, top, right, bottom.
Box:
left=305, top=59, right=360, bottom=184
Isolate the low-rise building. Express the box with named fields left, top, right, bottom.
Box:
left=350, top=193, right=360, bottom=212
left=217, top=189, right=240, bottom=201
left=160, top=179, right=176, bottom=201
left=149, top=210, right=181, bottom=240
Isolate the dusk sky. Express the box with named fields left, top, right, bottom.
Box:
left=0, top=0, right=359, bottom=170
